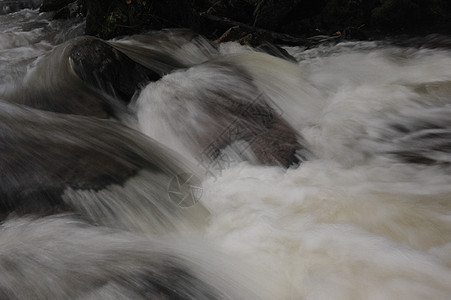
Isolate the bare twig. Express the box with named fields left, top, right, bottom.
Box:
left=200, top=13, right=308, bottom=46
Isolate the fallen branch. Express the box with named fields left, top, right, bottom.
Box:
left=200, top=13, right=309, bottom=46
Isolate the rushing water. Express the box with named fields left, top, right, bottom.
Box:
left=1, top=7, right=451, bottom=299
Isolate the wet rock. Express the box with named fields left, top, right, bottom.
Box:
left=69, top=37, right=160, bottom=103
left=136, top=61, right=308, bottom=169
left=8, top=36, right=161, bottom=119
left=0, top=101, right=207, bottom=232
left=225, top=98, right=303, bottom=167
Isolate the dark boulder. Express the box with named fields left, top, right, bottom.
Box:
left=7, top=36, right=161, bottom=118
left=69, top=37, right=161, bottom=103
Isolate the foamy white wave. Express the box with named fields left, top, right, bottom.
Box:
left=1, top=7, right=451, bottom=298
left=292, top=44, right=451, bottom=167
left=135, top=40, right=451, bottom=298
left=201, top=161, right=451, bottom=299
left=215, top=51, right=326, bottom=130
left=0, top=7, right=84, bottom=96
left=0, top=215, right=280, bottom=299
left=111, top=29, right=218, bottom=71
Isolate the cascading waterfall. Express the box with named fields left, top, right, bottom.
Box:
left=0, top=6, right=450, bottom=299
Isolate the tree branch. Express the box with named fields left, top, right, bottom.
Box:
left=200, top=13, right=309, bottom=46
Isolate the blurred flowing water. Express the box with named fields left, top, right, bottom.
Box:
left=1, top=6, right=451, bottom=299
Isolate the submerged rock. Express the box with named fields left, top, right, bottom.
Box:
left=0, top=215, right=267, bottom=300
left=221, top=97, right=303, bottom=167
left=0, top=101, right=208, bottom=233
left=135, top=58, right=309, bottom=169
left=375, top=106, right=451, bottom=167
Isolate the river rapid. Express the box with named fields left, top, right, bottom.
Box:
left=0, top=6, right=450, bottom=299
